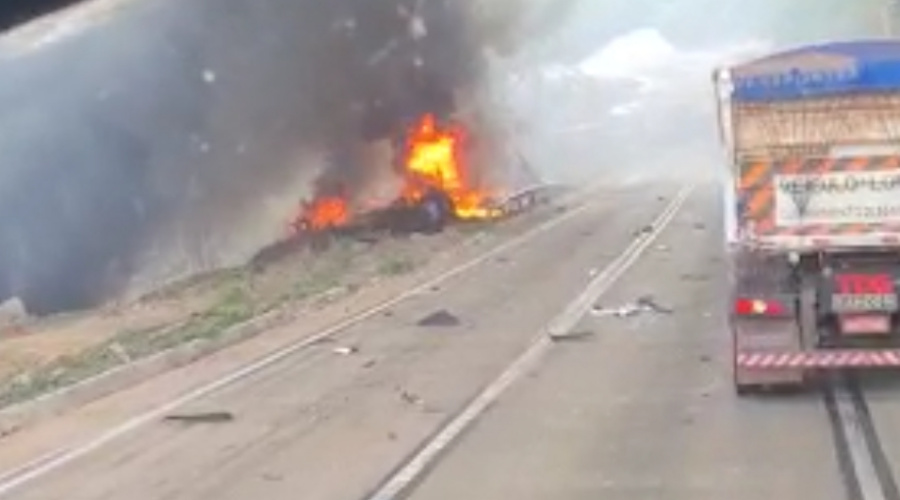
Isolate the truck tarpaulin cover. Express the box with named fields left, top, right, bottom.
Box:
left=731, top=40, right=900, bottom=102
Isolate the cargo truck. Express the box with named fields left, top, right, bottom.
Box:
left=714, top=40, right=900, bottom=394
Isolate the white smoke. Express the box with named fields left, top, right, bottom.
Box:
left=493, top=27, right=772, bottom=186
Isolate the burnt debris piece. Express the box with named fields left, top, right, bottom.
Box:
left=417, top=309, right=460, bottom=327
left=591, top=295, right=674, bottom=318
left=164, top=411, right=235, bottom=424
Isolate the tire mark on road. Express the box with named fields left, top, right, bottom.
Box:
left=827, top=374, right=900, bottom=500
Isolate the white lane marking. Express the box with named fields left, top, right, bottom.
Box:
left=367, top=185, right=693, bottom=500
left=0, top=185, right=611, bottom=497
left=833, top=384, right=886, bottom=500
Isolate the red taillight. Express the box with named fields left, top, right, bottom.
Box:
left=734, top=298, right=787, bottom=316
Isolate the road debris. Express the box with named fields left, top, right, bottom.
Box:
left=400, top=390, right=424, bottom=406
left=549, top=330, right=595, bottom=342
left=636, top=295, right=673, bottom=314
left=417, top=309, right=460, bottom=327
left=164, top=411, right=235, bottom=424
left=591, top=295, right=673, bottom=318
left=332, top=346, right=359, bottom=356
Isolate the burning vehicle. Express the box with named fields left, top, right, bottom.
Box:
left=290, top=111, right=501, bottom=239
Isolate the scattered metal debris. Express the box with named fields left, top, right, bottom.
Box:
left=636, top=295, right=673, bottom=314
left=417, top=309, right=460, bottom=327
left=400, top=390, right=424, bottom=406
left=164, top=411, right=235, bottom=424
left=549, top=330, right=595, bottom=342
left=591, top=295, right=673, bottom=318
left=333, top=346, right=358, bottom=356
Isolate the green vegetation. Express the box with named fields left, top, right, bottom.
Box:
left=0, top=286, right=256, bottom=408
left=0, top=237, right=431, bottom=409
left=378, top=255, right=417, bottom=276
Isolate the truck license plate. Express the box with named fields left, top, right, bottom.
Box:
left=831, top=293, right=899, bottom=312
left=839, top=315, right=891, bottom=335
left=830, top=273, right=899, bottom=313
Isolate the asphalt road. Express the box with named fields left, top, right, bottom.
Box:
left=0, top=179, right=898, bottom=500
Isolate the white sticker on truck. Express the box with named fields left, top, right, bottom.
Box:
left=774, top=169, right=900, bottom=226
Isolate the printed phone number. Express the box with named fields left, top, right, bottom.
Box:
left=794, top=205, right=900, bottom=220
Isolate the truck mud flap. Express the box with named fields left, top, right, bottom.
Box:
left=733, top=319, right=805, bottom=392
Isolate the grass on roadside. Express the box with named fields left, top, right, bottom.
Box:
left=0, top=285, right=256, bottom=409
left=378, top=255, right=417, bottom=276
left=0, top=236, right=430, bottom=410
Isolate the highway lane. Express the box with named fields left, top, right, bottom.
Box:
left=5, top=179, right=894, bottom=500
left=0, top=180, right=686, bottom=500
left=404, top=183, right=850, bottom=500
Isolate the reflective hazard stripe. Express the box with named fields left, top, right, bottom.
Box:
left=737, top=155, right=900, bottom=237
left=737, top=350, right=900, bottom=368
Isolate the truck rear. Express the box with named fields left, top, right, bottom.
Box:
left=714, top=40, right=900, bottom=394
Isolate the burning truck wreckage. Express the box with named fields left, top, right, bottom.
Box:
left=254, top=108, right=542, bottom=267
left=278, top=113, right=508, bottom=251
left=248, top=1, right=553, bottom=265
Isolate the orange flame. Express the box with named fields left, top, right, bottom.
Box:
left=290, top=113, right=498, bottom=235
left=401, top=114, right=496, bottom=219
left=298, top=196, right=349, bottom=231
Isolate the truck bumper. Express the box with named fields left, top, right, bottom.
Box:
left=736, top=349, right=900, bottom=368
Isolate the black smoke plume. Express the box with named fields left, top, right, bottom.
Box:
left=0, top=0, right=573, bottom=315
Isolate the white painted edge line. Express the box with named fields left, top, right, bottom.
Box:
left=0, top=183, right=605, bottom=497
left=366, top=184, right=694, bottom=500
left=833, top=384, right=887, bottom=500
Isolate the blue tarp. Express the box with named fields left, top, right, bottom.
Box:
left=731, top=39, right=900, bottom=102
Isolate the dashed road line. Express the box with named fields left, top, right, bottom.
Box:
left=365, top=184, right=694, bottom=500
left=0, top=183, right=625, bottom=498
